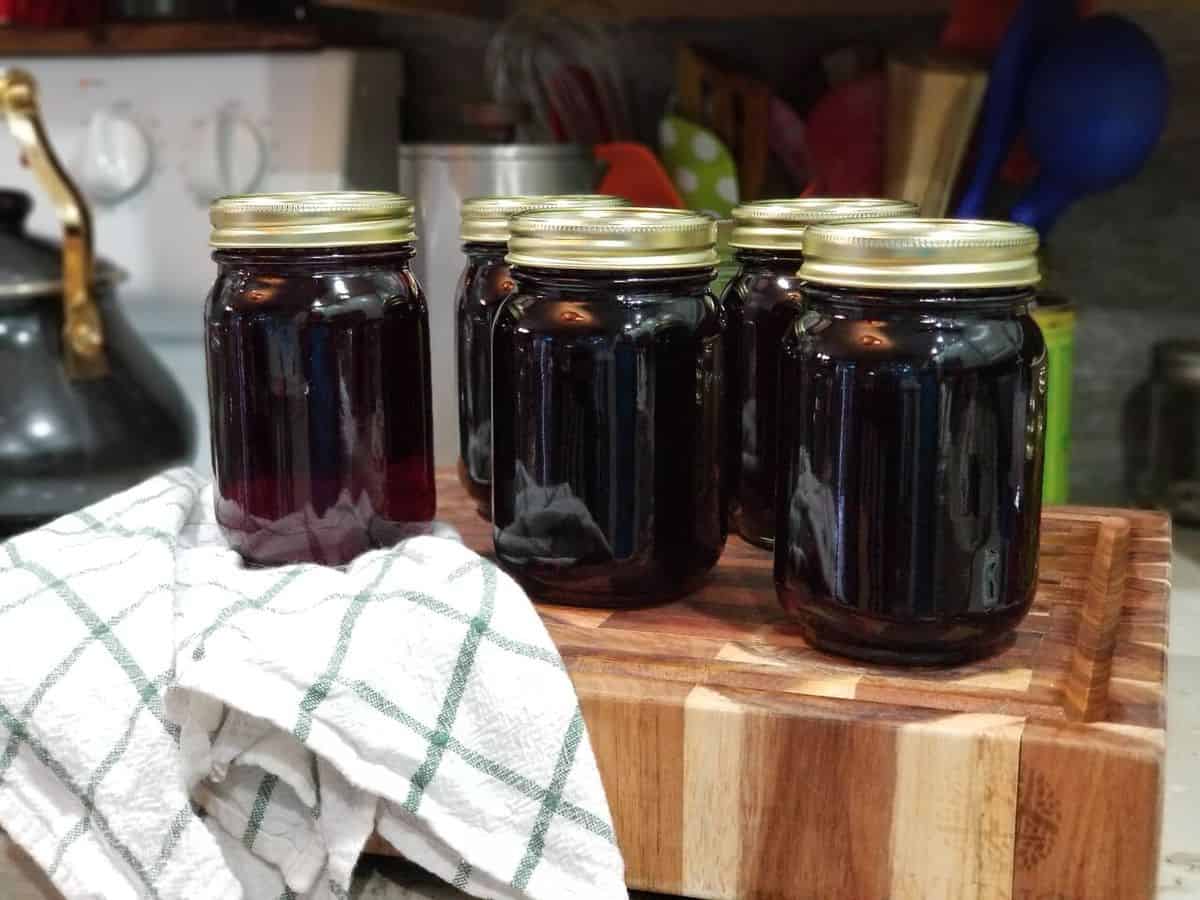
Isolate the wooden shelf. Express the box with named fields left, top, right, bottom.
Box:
left=317, top=0, right=1188, bottom=18
left=320, top=0, right=945, bottom=15
left=0, top=0, right=1182, bottom=53
left=580, top=0, right=1190, bottom=16
left=318, top=0, right=499, bottom=16
left=537, top=0, right=942, bottom=16
left=0, top=21, right=321, bottom=55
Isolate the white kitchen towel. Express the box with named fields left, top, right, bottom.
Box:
left=0, top=468, right=626, bottom=900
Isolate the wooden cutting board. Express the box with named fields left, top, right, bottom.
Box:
left=405, top=471, right=1170, bottom=900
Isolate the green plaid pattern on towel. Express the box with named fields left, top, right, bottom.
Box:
left=0, top=470, right=626, bottom=900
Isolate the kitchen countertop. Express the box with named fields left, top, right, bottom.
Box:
left=1159, top=527, right=1200, bottom=897
left=3, top=528, right=1199, bottom=899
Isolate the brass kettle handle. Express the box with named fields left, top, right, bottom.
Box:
left=0, top=68, right=107, bottom=378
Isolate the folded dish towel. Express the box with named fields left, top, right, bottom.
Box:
left=0, top=469, right=626, bottom=900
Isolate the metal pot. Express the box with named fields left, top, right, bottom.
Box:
left=397, top=142, right=603, bottom=463
left=0, top=69, right=194, bottom=538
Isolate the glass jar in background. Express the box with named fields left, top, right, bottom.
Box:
left=206, top=192, right=436, bottom=566
left=721, top=198, right=916, bottom=550
left=456, top=194, right=629, bottom=518
left=492, top=208, right=725, bottom=605
left=1139, top=340, right=1200, bottom=523
left=775, top=219, right=1046, bottom=664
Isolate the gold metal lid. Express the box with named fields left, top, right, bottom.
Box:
left=507, top=207, right=718, bottom=270
left=800, top=218, right=1041, bottom=289
left=460, top=194, right=629, bottom=244
left=730, top=197, right=917, bottom=251
left=209, top=191, right=416, bottom=248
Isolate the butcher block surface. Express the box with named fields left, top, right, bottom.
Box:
left=384, top=472, right=1172, bottom=900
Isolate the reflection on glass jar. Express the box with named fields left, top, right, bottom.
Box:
left=775, top=219, right=1047, bottom=664
left=205, top=192, right=436, bottom=566
left=492, top=207, right=725, bottom=606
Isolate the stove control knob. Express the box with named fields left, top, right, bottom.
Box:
left=75, top=104, right=153, bottom=206
left=183, top=105, right=268, bottom=204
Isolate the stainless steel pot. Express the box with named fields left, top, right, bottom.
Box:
left=397, top=143, right=602, bottom=463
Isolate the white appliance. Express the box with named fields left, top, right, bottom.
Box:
left=0, top=50, right=403, bottom=471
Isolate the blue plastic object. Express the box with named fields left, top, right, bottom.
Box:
left=953, top=0, right=1076, bottom=220
left=1011, top=15, right=1169, bottom=236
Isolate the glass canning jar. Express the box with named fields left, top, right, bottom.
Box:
left=1138, top=340, right=1200, bottom=522
left=721, top=198, right=915, bottom=550
left=456, top=194, right=628, bottom=517
left=775, top=219, right=1047, bottom=664
left=206, top=192, right=436, bottom=566
left=492, top=207, right=725, bottom=605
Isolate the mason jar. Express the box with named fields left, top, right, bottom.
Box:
left=492, top=208, right=725, bottom=605
left=206, top=192, right=435, bottom=566
left=1139, top=340, right=1200, bottom=523
left=721, top=198, right=915, bottom=550
left=775, top=219, right=1047, bottom=663
left=456, top=194, right=628, bottom=517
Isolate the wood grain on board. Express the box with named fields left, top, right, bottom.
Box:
left=417, top=470, right=1172, bottom=900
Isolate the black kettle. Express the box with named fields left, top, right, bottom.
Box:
left=0, top=69, right=194, bottom=539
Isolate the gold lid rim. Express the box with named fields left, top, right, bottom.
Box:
left=210, top=191, right=416, bottom=248
left=459, top=194, right=629, bottom=244
left=506, top=251, right=721, bottom=271
left=799, top=218, right=1041, bottom=289
left=506, top=207, right=718, bottom=271
left=729, top=197, right=918, bottom=250
left=798, top=261, right=1041, bottom=290
left=513, top=207, right=714, bottom=231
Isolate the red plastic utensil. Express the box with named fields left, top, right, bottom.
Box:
left=595, top=142, right=684, bottom=208
left=804, top=72, right=886, bottom=196
left=767, top=95, right=810, bottom=192
left=941, top=0, right=1027, bottom=57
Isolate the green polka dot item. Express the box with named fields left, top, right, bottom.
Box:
left=659, top=114, right=739, bottom=217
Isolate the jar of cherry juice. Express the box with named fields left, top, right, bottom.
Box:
left=775, top=219, right=1047, bottom=664
left=205, top=192, right=436, bottom=566
left=721, top=198, right=915, bottom=550
left=492, top=208, right=725, bottom=605
left=456, top=194, right=628, bottom=517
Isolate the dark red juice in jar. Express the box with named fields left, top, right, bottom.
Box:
left=721, top=198, right=915, bottom=551
left=456, top=195, right=628, bottom=518
left=205, top=192, right=435, bottom=566
left=774, top=219, right=1047, bottom=664
left=492, top=208, right=726, bottom=605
